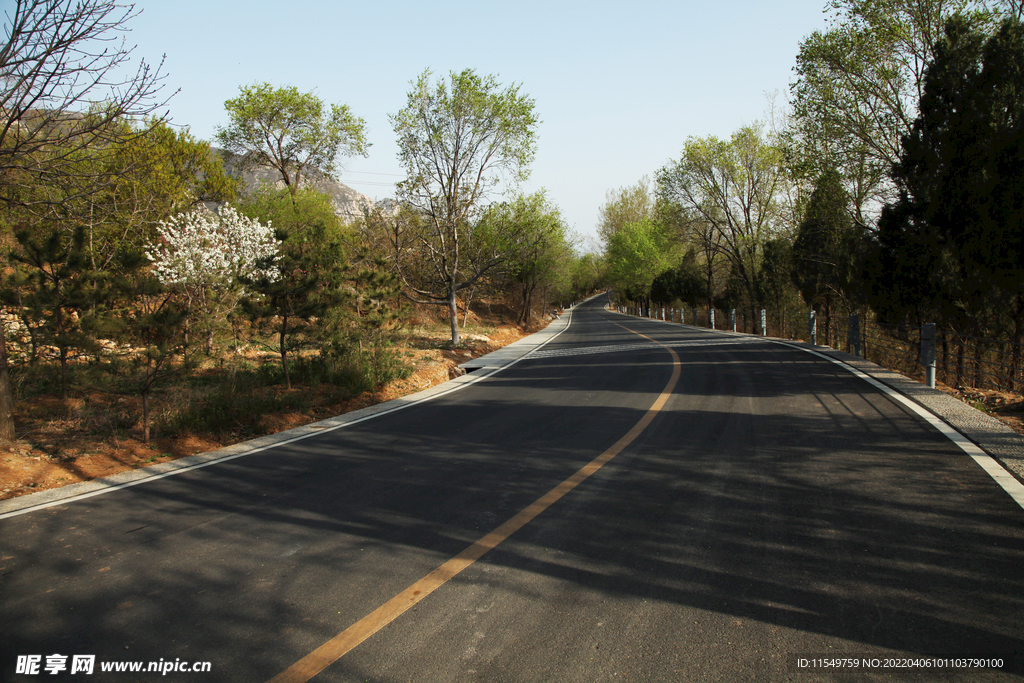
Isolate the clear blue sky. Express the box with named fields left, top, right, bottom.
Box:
left=67, top=0, right=834, bottom=248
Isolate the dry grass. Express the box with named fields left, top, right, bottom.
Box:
left=0, top=299, right=548, bottom=501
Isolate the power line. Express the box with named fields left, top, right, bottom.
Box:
left=342, top=170, right=405, bottom=177
left=343, top=180, right=398, bottom=188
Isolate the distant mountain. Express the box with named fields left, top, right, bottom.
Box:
left=216, top=149, right=376, bottom=221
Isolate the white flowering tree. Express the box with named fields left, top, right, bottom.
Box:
left=147, top=205, right=280, bottom=287
left=146, top=205, right=280, bottom=357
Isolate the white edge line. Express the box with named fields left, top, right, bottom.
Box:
left=774, top=340, right=1024, bottom=512
left=607, top=307, right=1024, bottom=511
left=0, top=307, right=580, bottom=521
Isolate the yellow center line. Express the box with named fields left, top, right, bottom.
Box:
left=268, top=323, right=680, bottom=683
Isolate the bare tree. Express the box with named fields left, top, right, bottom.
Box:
left=0, top=0, right=171, bottom=207
left=0, top=0, right=170, bottom=441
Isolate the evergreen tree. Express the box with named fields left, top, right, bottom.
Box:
left=649, top=249, right=707, bottom=307
left=872, top=16, right=1024, bottom=335
left=792, top=168, right=866, bottom=338
left=243, top=232, right=348, bottom=391
left=7, top=226, right=103, bottom=400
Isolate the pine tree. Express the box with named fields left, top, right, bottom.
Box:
left=872, top=16, right=1024, bottom=334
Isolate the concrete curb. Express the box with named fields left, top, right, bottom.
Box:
left=0, top=308, right=580, bottom=519
left=608, top=307, right=1024, bottom=487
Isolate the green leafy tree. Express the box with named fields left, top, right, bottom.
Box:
left=658, top=125, right=791, bottom=330
left=89, top=119, right=238, bottom=265
left=596, top=177, right=655, bottom=247
left=216, top=83, right=369, bottom=197
left=337, top=250, right=406, bottom=388
left=481, top=192, right=571, bottom=324
left=787, top=0, right=997, bottom=222
left=758, top=238, right=804, bottom=330
left=238, top=186, right=374, bottom=390
left=0, top=0, right=170, bottom=211
left=239, top=184, right=354, bottom=261
left=11, top=118, right=240, bottom=270
left=791, top=167, right=867, bottom=339
left=389, top=68, right=539, bottom=344
left=570, top=253, right=607, bottom=299
left=871, top=15, right=1024, bottom=341
left=650, top=248, right=707, bottom=307
left=242, top=248, right=339, bottom=391
left=605, top=217, right=678, bottom=304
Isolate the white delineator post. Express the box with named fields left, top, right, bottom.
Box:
left=921, top=323, right=937, bottom=389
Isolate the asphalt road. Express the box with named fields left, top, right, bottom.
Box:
left=2, top=294, right=1023, bottom=682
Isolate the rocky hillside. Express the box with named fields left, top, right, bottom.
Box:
left=216, top=149, right=376, bottom=221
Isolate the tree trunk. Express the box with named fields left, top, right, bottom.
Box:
left=941, top=329, right=949, bottom=383
left=448, top=286, right=460, bottom=346
left=522, top=282, right=537, bottom=326
left=0, top=328, right=15, bottom=442
left=280, top=314, right=291, bottom=390
left=56, top=305, right=68, bottom=402
left=973, top=340, right=984, bottom=389
left=519, top=284, right=529, bottom=326
left=14, top=274, right=38, bottom=365
left=956, top=338, right=966, bottom=388
left=182, top=321, right=190, bottom=366
left=19, top=313, right=38, bottom=365
left=181, top=293, right=194, bottom=365
left=1012, top=293, right=1024, bottom=392
left=824, top=294, right=833, bottom=347
left=462, top=286, right=474, bottom=327
left=141, top=389, right=150, bottom=445
left=60, top=347, right=69, bottom=404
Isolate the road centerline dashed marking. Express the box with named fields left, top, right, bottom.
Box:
left=267, top=322, right=681, bottom=683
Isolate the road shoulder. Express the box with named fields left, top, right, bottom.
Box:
left=0, top=309, right=578, bottom=518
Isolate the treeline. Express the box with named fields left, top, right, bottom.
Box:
left=1, top=120, right=410, bottom=442
left=602, top=0, right=1024, bottom=350
left=0, top=2, right=603, bottom=442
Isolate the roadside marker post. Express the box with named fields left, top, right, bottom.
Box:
left=921, top=323, right=937, bottom=389
left=849, top=314, right=861, bottom=357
